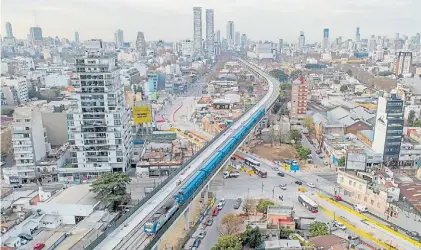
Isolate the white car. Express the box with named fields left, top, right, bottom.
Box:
left=220, top=198, right=226, bottom=205
left=333, top=221, right=347, bottom=230
left=306, top=183, right=316, bottom=188
left=217, top=202, right=223, bottom=210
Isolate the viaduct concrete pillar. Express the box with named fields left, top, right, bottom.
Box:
left=184, top=206, right=190, bottom=230
left=204, top=184, right=210, bottom=204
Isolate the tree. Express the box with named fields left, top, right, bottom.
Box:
left=256, top=199, right=275, bottom=213
left=90, top=172, right=131, bottom=211
left=346, top=69, right=353, bottom=77
left=340, top=84, right=349, bottom=92
left=338, top=156, right=346, bottom=167
left=289, top=129, right=301, bottom=143
left=243, top=225, right=263, bottom=248
left=220, top=213, right=244, bottom=235
left=303, top=116, right=314, bottom=133
left=242, top=198, right=256, bottom=215
left=269, top=69, right=288, bottom=82
left=295, top=146, right=311, bottom=160
left=279, top=227, right=295, bottom=239
left=309, top=221, right=329, bottom=236
left=1, top=108, right=14, bottom=116
left=290, top=70, right=302, bottom=81
left=411, top=119, right=421, bottom=127
left=211, top=235, right=242, bottom=250
left=408, top=110, right=416, bottom=125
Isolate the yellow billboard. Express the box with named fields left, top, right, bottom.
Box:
left=133, top=105, right=152, bottom=124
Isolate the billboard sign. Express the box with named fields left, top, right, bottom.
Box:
left=345, top=152, right=367, bottom=171
left=133, top=105, right=152, bottom=124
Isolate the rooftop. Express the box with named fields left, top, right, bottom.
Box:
left=46, top=184, right=97, bottom=205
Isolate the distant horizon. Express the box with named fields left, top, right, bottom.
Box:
left=2, top=0, right=420, bottom=43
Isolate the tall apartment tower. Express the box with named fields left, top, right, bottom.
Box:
left=372, top=92, right=404, bottom=164
left=30, top=27, right=43, bottom=41
left=136, top=32, right=147, bottom=56
left=356, top=27, right=361, bottom=42
left=393, top=52, right=412, bottom=75
left=216, top=30, right=221, bottom=43
left=298, top=31, right=305, bottom=49
left=193, top=7, right=202, bottom=53
left=234, top=32, right=240, bottom=47
left=67, top=40, right=132, bottom=174
left=75, top=32, right=80, bottom=44
left=323, top=28, right=329, bottom=50
left=241, top=34, right=248, bottom=50
left=226, top=21, right=235, bottom=47
left=206, top=9, right=215, bottom=57
left=6, top=22, right=13, bottom=38
left=114, top=29, right=124, bottom=48
left=290, top=75, right=308, bottom=120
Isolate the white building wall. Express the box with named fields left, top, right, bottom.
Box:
left=45, top=73, right=69, bottom=87
left=181, top=40, right=193, bottom=57
left=372, top=97, right=387, bottom=154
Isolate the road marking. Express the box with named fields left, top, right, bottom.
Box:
left=318, top=193, right=421, bottom=247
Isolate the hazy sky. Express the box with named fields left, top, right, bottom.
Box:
left=1, top=0, right=420, bottom=43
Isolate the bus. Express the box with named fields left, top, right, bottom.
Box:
left=244, top=157, right=260, bottom=167
left=298, top=194, right=318, bottom=213
left=252, top=166, right=267, bottom=178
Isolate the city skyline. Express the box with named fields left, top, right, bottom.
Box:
left=2, top=0, right=420, bottom=43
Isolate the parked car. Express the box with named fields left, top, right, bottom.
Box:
left=332, top=195, right=342, bottom=201
left=18, top=233, right=33, bottom=241
left=315, top=150, right=321, bottom=154
left=217, top=202, right=224, bottom=210
left=11, top=184, right=22, bottom=189
left=295, top=181, right=303, bottom=185
left=279, top=184, right=287, bottom=190
left=277, top=172, right=285, bottom=177
left=197, top=230, right=206, bottom=239
left=33, top=243, right=45, bottom=250
left=212, top=207, right=219, bottom=216
left=206, top=218, right=213, bottom=226
left=306, top=183, right=315, bottom=188
left=389, top=225, right=399, bottom=231
left=408, top=231, right=420, bottom=238
left=234, top=198, right=242, bottom=209
left=220, top=198, right=226, bottom=205
left=192, top=239, right=201, bottom=248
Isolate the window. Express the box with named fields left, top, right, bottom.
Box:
left=371, top=200, right=374, bottom=205
left=113, top=114, right=120, bottom=120
left=357, top=194, right=361, bottom=199
left=359, top=184, right=362, bottom=190
left=353, top=182, right=356, bottom=187
left=114, top=120, right=121, bottom=125
left=25, top=119, right=30, bottom=122
left=364, top=197, right=367, bottom=202
left=377, top=202, right=380, bottom=208
left=349, top=180, right=352, bottom=185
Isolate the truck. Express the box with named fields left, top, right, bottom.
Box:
left=223, top=171, right=239, bottom=179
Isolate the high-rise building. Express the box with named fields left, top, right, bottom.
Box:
left=226, top=21, right=234, bottom=47
left=67, top=39, right=132, bottom=174
left=241, top=34, right=247, bottom=50
left=205, top=9, right=214, bottom=57
left=372, top=92, right=404, bottom=164
left=216, top=30, right=221, bottom=43
left=356, top=27, right=361, bottom=42
left=393, top=51, right=412, bottom=75
left=290, top=75, right=308, bottom=119
left=114, top=29, right=124, bottom=48
left=323, top=28, right=329, bottom=50
left=278, top=39, right=284, bottom=52
left=415, top=33, right=421, bottom=44
left=5, top=22, right=13, bottom=38
left=136, top=32, right=147, bottom=56
left=30, top=27, right=43, bottom=41
left=193, top=7, right=202, bottom=53
left=75, top=32, right=80, bottom=43
left=298, top=31, right=305, bottom=49
left=181, top=39, right=193, bottom=57
left=234, top=32, right=240, bottom=47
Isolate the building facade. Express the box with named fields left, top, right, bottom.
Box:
left=290, top=76, right=308, bottom=120
left=6, top=22, right=13, bottom=38
left=205, top=9, right=214, bottom=57
left=135, top=32, right=147, bottom=57
left=226, top=21, right=234, bottom=48
left=114, top=29, right=124, bottom=48
left=323, top=28, right=329, bottom=50
left=193, top=7, right=202, bottom=53
left=181, top=39, right=193, bottom=57
left=393, top=51, right=412, bottom=75
left=372, top=93, right=404, bottom=164
left=29, top=27, right=43, bottom=42
left=67, top=40, right=132, bottom=176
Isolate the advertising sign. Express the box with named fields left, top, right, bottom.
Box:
left=133, top=105, right=152, bottom=124
left=345, top=153, right=367, bottom=171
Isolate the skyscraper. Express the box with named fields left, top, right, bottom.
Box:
left=234, top=32, right=240, bottom=47
left=393, top=52, right=412, bottom=75
left=241, top=34, right=247, bottom=50
left=115, top=29, right=124, bottom=48
left=68, top=39, right=132, bottom=174
left=136, top=32, right=147, bottom=56
left=226, top=21, right=234, bottom=47
left=356, top=27, right=361, bottom=42
left=216, top=30, right=221, bottom=43
left=5, top=22, right=13, bottom=38
left=323, top=28, right=329, bottom=50
left=298, top=31, right=305, bottom=49
left=278, top=39, right=284, bottom=52
left=193, top=7, right=202, bottom=53
left=206, top=9, right=214, bottom=57
left=75, top=32, right=80, bottom=43
left=30, top=27, right=43, bottom=41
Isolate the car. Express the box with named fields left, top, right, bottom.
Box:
left=234, top=198, right=242, bottom=209
left=277, top=172, right=285, bottom=177
left=306, top=183, right=315, bottom=188
left=18, top=233, right=33, bottom=241
left=212, top=207, right=220, bottom=216
left=33, top=243, right=45, bottom=250
left=192, top=239, right=201, bottom=248
left=295, top=181, right=303, bottom=185
left=206, top=218, right=213, bottom=226
left=11, top=184, right=22, bottom=189
left=279, top=184, right=287, bottom=190
left=217, top=202, right=224, bottom=210
left=315, top=150, right=321, bottom=154
left=333, top=195, right=342, bottom=201
left=318, top=154, right=324, bottom=159
left=332, top=221, right=347, bottom=230
left=220, top=198, right=226, bottom=205
left=197, top=231, right=206, bottom=239
left=408, top=231, right=420, bottom=238
left=389, top=225, right=399, bottom=231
